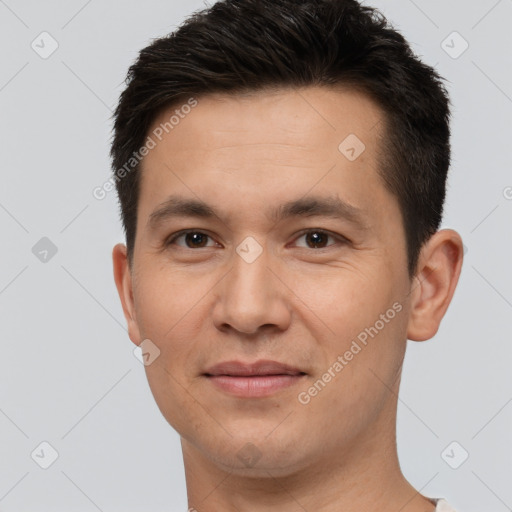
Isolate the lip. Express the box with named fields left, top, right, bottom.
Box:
left=204, top=359, right=305, bottom=377
left=203, top=360, right=306, bottom=398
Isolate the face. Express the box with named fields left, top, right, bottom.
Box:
left=115, top=86, right=418, bottom=476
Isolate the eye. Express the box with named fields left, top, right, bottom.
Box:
left=292, top=229, right=346, bottom=249
left=165, top=229, right=347, bottom=250
left=166, top=230, right=218, bottom=249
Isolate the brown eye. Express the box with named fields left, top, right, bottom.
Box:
left=304, top=231, right=329, bottom=248
left=294, top=230, right=342, bottom=249
left=166, top=231, right=216, bottom=248
left=184, top=232, right=209, bottom=248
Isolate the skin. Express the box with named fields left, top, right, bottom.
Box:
left=113, top=86, right=463, bottom=512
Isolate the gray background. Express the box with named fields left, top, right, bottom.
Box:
left=0, top=0, right=511, bottom=511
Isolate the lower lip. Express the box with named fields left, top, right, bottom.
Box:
left=205, top=374, right=305, bottom=397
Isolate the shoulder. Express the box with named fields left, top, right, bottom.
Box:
left=434, top=498, right=459, bottom=512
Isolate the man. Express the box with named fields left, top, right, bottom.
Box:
left=111, top=0, right=463, bottom=510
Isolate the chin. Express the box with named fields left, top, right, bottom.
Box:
left=192, top=432, right=313, bottom=477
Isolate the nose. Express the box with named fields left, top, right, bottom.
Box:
left=211, top=245, right=291, bottom=336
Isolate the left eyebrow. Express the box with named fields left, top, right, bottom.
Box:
left=272, top=196, right=370, bottom=230
left=147, top=194, right=370, bottom=231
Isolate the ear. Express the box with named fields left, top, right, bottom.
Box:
left=112, top=243, right=142, bottom=346
left=407, top=229, right=464, bottom=341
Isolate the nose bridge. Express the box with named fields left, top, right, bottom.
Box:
left=213, top=243, right=289, bottom=334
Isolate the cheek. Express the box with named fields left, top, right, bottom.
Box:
left=132, top=267, right=213, bottom=408
left=133, top=265, right=209, bottom=339
left=144, top=360, right=204, bottom=438
left=135, top=268, right=210, bottom=432
left=291, top=263, right=407, bottom=401
left=296, top=308, right=407, bottom=449
left=289, top=261, right=397, bottom=343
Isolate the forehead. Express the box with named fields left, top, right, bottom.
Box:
left=147, top=85, right=383, bottom=158
left=136, top=86, right=397, bottom=232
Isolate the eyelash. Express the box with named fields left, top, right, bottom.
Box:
left=165, top=229, right=349, bottom=250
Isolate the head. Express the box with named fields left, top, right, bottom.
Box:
left=111, top=0, right=452, bottom=278
left=112, top=0, right=462, bottom=478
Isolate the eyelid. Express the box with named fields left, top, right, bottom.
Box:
left=290, top=228, right=349, bottom=248
left=165, top=229, right=221, bottom=248
left=165, top=228, right=349, bottom=249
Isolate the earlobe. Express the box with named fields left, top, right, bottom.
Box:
left=406, top=229, right=464, bottom=342
left=112, top=243, right=142, bottom=346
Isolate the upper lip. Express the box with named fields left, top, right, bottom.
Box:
left=203, top=360, right=306, bottom=377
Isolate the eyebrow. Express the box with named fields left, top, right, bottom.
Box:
left=147, top=194, right=369, bottom=231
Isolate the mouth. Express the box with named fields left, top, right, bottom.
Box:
left=203, top=360, right=307, bottom=398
